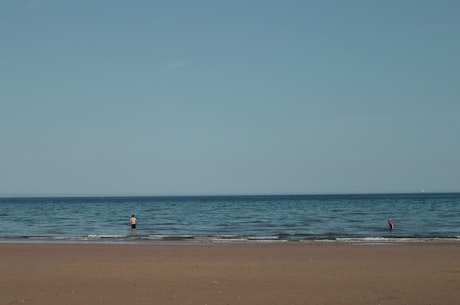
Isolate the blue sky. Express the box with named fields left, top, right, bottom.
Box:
left=1, top=0, right=459, bottom=196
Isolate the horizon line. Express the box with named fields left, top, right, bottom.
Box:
left=0, top=191, right=458, bottom=199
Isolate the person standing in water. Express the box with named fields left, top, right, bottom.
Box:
left=388, top=219, right=394, bottom=231
left=129, top=215, right=137, bottom=232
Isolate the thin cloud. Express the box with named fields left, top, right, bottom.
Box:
left=167, top=61, right=186, bottom=71
left=23, top=0, right=74, bottom=9
left=428, top=23, right=459, bottom=33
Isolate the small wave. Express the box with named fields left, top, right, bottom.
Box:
left=334, top=237, right=460, bottom=243
left=0, top=234, right=458, bottom=245
left=84, top=234, right=130, bottom=240
left=248, top=236, right=280, bottom=241
left=28, top=236, right=74, bottom=241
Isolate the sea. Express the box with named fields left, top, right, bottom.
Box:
left=0, top=193, right=459, bottom=244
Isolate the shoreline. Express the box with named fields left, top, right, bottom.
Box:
left=0, top=236, right=459, bottom=245
left=2, top=242, right=460, bottom=305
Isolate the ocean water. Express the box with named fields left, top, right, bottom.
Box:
left=0, top=193, right=459, bottom=243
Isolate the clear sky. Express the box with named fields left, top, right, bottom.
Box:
left=1, top=0, right=459, bottom=196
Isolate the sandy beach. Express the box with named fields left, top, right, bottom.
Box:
left=2, top=242, right=459, bottom=305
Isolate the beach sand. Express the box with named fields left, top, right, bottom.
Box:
left=1, top=242, right=459, bottom=305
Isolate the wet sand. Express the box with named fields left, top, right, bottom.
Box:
left=2, top=242, right=460, bottom=305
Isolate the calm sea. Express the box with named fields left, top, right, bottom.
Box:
left=0, top=193, right=459, bottom=243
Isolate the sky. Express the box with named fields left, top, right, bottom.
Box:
left=1, top=0, right=459, bottom=196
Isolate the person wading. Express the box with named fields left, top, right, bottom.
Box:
left=129, top=215, right=137, bottom=232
